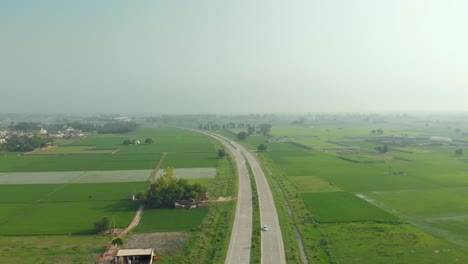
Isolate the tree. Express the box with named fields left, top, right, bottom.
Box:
left=218, top=149, right=226, bottom=158
left=371, top=129, right=376, bottom=135
left=375, top=143, right=388, bottom=153
left=455, top=148, right=463, bottom=156
left=144, top=138, right=154, bottom=144
left=382, top=143, right=388, bottom=153
left=259, top=124, right=272, bottom=136
left=247, top=126, right=255, bottom=135
left=237, top=131, right=247, bottom=140
left=377, top=128, right=384, bottom=135
left=94, top=217, right=110, bottom=233
left=257, top=144, right=267, bottom=152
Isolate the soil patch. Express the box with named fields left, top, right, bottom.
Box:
left=212, top=196, right=236, bottom=202
left=23, top=145, right=57, bottom=155
left=125, top=232, right=190, bottom=255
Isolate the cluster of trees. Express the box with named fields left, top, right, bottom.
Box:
left=218, top=149, right=226, bottom=158
left=97, top=122, right=138, bottom=134
left=122, top=138, right=153, bottom=145
left=140, top=167, right=207, bottom=209
left=371, top=128, right=384, bottom=135
left=375, top=143, right=389, bottom=153
left=1, top=134, right=52, bottom=152
left=47, top=122, right=97, bottom=133
left=200, top=122, right=272, bottom=136
left=9, top=121, right=98, bottom=133
left=236, top=123, right=272, bottom=140
left=9, top=122, right=41, bottom=132
left=257, top=144, right=267, bottom=152
left=455, top=148, right=463, bottom=156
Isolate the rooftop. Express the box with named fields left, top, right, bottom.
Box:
left=116, top=248, right=154, bottom=257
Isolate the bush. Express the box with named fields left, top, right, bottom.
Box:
left=112, top=237, right=124, bottom=245
left=94, top=217, right=110, bottom=233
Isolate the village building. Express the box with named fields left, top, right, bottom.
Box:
left=115, top=248, right=154, bottom=264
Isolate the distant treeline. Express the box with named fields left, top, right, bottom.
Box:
left=9, top=121, right=96, bottom=133
left=8, top=121, right=138, bottom=134
left=97, top=122, right=138, bottom=134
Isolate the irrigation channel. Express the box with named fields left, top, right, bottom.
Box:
left=193, top=129, right=286, bottom=264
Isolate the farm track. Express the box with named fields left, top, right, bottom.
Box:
left=149, top=153, right=167, bottom=183
left=119, top=204, right=145, bottom=238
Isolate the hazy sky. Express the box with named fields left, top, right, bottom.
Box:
left=1, top=1, right=467, bottom=113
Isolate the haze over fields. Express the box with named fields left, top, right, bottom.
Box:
left=1, top=0, right=467, bottom=113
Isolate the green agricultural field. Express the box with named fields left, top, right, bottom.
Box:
left=0, top=200, right=139, bottom=235
left=229, top=124, right=468, bottom=262
left=0, top=182, right=148, bottom=235
left=323, top=222, right=468, bottom=264
left=0, top=170, right=151, bottom=184
left=29, top=145, right=117, bottom=155
left=301, top=192, right=398, bottom=223
left=0, top=127, right=218, bottom=172
left=365, top=187, right=468, bottom=218
left=290, top=176, right=342, bottom=193
left=134, top=208, right=209, bottom=233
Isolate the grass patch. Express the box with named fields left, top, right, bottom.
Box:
left=301, top=192, right=399, bottom=223
left=323, top=222, right=468, bottom=264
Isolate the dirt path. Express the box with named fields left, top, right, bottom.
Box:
left=96, top=205, right=145, bottom=263
left=119, top=204, right=145, bottom=238
left=149, top=153, right=167, bottom=183
left=23, top=145, right=57, bottom=155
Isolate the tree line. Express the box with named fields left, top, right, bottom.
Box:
left=97, top=122, right=138, bottom=134
left=1, top=134, right=52, bottom=152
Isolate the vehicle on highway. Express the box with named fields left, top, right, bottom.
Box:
left=263, top=225, right=268, bottom=231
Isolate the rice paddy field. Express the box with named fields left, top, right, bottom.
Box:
left=231, top=125, right=468, bottom=263
left=0, top=127, right=220, bottom=263
left=0, top=127, right=218, bottom=172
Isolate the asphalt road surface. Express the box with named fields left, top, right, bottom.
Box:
left=192, top=130, right=286, bottom=263
left=193, top=130, right=253, bottom=264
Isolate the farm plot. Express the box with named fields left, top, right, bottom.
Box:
left=365, top=187, right=468, bottom=218
left=0, top=170, right=152, bottom=184
left=0, top=200, right=139, bottom=235
left=301, top=192, right=398, bottom=223
left=134, top=208, right=209, bottom=233
left=0, top=182, right=147, bottom=235
left=359, top=187, right=468, bottom=247
left=156, top=168, right=217, bottom=179
left=323, top=222, right=468, bottom=264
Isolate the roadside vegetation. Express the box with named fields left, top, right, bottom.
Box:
left=155, top=148, right=238, bottom=263
left=247, top=161, right=262, bottom=264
